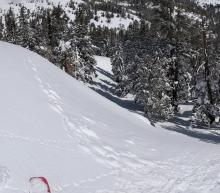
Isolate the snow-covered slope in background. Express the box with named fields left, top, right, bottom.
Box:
left=198, top=0, right=220, bottom=4
left=0, top=42, right=220, bottom=193
left=0, top=0, right=81, bottom=18
left=1, top=0, right=218, bottom=31
left=0, top=0, right=137, bottom=30
left=1, top=0, right=77, bottom=5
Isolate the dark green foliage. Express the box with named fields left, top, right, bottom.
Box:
left=4, top=8, right=17, bottom=43
left=111, top=43, right=124, bottom=83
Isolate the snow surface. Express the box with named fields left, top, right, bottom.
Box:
left=198, top=0, right=220, bottom=4
left=0, top=42, right=219, bottom=193
left=0, top=0, right=82, bottom=19
left=90, top=11, right=139, bottom=29
left=0, top=0, right=136, bottom=30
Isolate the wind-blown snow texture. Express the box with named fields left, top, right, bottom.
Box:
left=0, top=42, right=220, bottom=193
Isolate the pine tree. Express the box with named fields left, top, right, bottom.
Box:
left=74, top=18, right=96, bottom=83
left=111, top=43, right=124, bottom=83
left=114, top=54, right=141, bottom=97
left=4, top=8, right=17, bottom=43
left=134, top=53, right=173, bottom=121
left=152, top=0, right=192, bottom=112
left=17, top=6, right=30, bottom=48
left=50, top=5, right=69, bottom=47
left=193, top=15, right=220, bottom=126
left=0, top=16, right=4, bottom=40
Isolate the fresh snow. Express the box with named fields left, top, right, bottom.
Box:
left=0, top=0, right=82, bottom=18
left=198, top=0, right=220, bottom=4
left=0, top=42, right=219, bottom=193
left=90, top=11, right=140, bottom=29
left=0, top=0, right=137, bottom=30
left=1, top=0, right=81, bottom=5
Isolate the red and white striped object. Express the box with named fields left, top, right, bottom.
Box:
left=29, top=177, right=51, bottom=193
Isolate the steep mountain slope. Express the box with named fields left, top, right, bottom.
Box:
left=0, top=42, right=220, bottom=193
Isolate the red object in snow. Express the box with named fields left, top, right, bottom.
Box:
left=29, top=177, right=51, bottom=193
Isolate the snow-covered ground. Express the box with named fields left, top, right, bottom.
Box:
left=0, top=0, right=79, bottom=5
left=0, top=42, right=219, bottom=193
left=0, top=0, right=136, bottom=30
left=198, top=0, right=220, bottom=4
left=90, top=11, right=139, bottom=29
left=0, top=0, right=71, bottom=23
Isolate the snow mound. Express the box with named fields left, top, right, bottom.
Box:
left=0, top=42, right=220, bottom=193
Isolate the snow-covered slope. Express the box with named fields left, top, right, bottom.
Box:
left=90, top=11, right=139, bottom=29
left=0, top=42, right=220, bottom=193
left=1, top=0, right=77, bottom=5
left=198, top=0, right=220, bottom=4
left=0, top=0, right=82, bottom=15
left=0, top=0, right=137, bottom=30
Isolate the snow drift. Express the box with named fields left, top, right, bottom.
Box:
left=0, top=42, right=220, bottom=193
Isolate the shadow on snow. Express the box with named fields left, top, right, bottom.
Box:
left=93, top=65, right=220, bottom=144
left=162, top=103, right=220, bottom=144
left=162, top=124, right=220, bottom=144
left=91, top=66, right=143, bottom=113
left=91, top=88, right=143, bottom=113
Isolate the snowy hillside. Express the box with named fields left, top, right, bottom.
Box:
left=0, top=0, right=80, bottom=10
left=199, top=0, right=220, bottom=4
left=1, top=0, right=76, bottom=5
left=0, top=0, right=138, bottom=30
left=0, top=42, right=220, bottom=193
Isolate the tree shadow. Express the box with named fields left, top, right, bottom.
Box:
left=93, top=66, right=143, bottom=113
left=100, top=79, right=116, bottom=88
left=167, top=105, right=193, bottom=127
left=168, top=116, right=191, bottom=127
left=94, top=65, right=220, bottom=144
left=162, top=124, right=220, bottom=144
left=95, top=82, right=115, bottom=93
left=94, top=66, right=220, bottom=144
left=96, top=67, right=114, bottom=79
left=159, top=102, right=220, bottom=144
left=176, top=110, right=193, bottom=118
left=90, top=87, right=143, bottom=112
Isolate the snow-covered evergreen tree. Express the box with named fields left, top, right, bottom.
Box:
left=193, top=16, right=220, bottom=126
left=17, top=6, right=30, bottom=48
left=111, top=43, right=125, bottom=83
left=74, top=22, right=96, bottom=83
left=152, top=0, right=192, bottom=112
left=4, top=8, right=17, bottom=43
left=0, top=17, right=4, bottom=40
left=134, top=53, right=173, bottom=121
left=114, top=54, right=142, bottom=96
